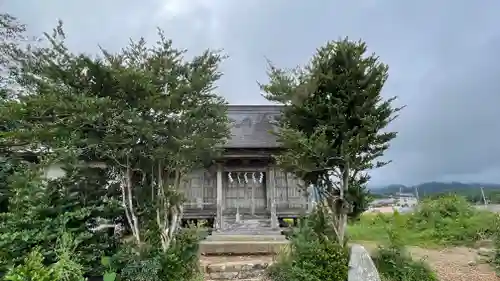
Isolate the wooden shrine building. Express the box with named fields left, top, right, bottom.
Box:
left=181, top=105, right=314, bottom=231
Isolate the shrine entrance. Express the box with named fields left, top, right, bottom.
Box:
left=223, top=171, right=267, bottom=216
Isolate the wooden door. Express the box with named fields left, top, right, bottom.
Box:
left=224, top=171, right=266, bottom=215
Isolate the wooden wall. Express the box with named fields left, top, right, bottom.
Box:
left=181, top=169, right=216, bottom=210
left=273, top=168, right=308, bottom=212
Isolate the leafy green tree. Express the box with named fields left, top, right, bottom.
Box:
left=1, top=21, right=230, bottom=254
left=345, top=179, right=372, bottom=221
left=0, top=13, right=37, bottom=212
left=261, top=38, right=402, bottom=244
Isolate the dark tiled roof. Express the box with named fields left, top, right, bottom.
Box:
left=225, top=105, right=282, bottom=148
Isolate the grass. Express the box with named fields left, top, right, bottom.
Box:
left=348, top=195, right=499, bottom=248
left=348, top=212, right=440, bottom=247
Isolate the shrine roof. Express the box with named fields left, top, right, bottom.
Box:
left=226, top=105, right=282, bottom=148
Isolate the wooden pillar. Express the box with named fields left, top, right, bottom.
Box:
left=251, top=180, right=255, bottom=215
left=284, top=172, right=290, bottom=209
left=199, top=171, right=205, bottom=210
left=307, top=184, right=315, bottom=213
left=216, top=163, right=223, bottom=231
left=268, top=166, right=278, bottom=229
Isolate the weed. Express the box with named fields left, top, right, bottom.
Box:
left=372, top=224, right=438, bottom=281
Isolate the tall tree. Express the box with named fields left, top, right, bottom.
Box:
left=0, top=13, right=39, bottom=213
left=1, top=22, right=230, bottom=253
left=261, top=38, right=402, bottom=245
left=0, top=18, right=121, bottom=274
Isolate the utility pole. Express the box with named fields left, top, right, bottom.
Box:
left=398, top=185, right=403, bottom=207
left=414, top=185, right=420, bottom=202
left=480, top=186, right=488, bottom=207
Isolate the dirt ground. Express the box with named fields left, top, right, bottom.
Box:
left=357, top=242, right=498, bottom=281
left=409, top=246, right=498, bottom=281
left=200, top=245, right=500, bottom=281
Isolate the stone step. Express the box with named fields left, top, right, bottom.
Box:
left=200, top=240, right=290, bottom=255
left=206, top=234, right=286, bottom=241
left=205, top=261, right=271, bottom=272
left=205, top=277, right=267, bottom=281
left=223, top=225, right=272, bottom=231
left=214, top=230, right=282, bottom=236
left=223, top=219, right=270, bottom=224
left=204, top=260, right=271, bottom=280
left=223, top=218, right=270, bottom=223
left=205, top=279, right=263, bottom=281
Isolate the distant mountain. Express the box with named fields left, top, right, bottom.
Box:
left=370, top=182, right=500, bottom=202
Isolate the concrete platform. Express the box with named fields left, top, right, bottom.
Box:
left=212, top=230, right=283, bottom=236
left=200, top=240, right=290, bottom=255
left=206, top=234, right=286, bottom=241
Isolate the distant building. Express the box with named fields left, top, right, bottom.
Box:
left=395, top=192, right=418, bottom=208
left=370, top=198, right=395, bottom=207
left=366, top=206, right=395, bottom=214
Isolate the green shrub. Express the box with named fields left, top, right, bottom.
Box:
left=373, top=225, right=437, bottom=281
left=409, top=195, right=497, bottom=245
left=112, top=226, right=202, bottom=281
left=3, top=233, right=86, bottom=281
left=493, top=215, right=500, bottom=275
left=3, top=249, right=56, bottom=281
left=0, top=165, right=120, bottom=276
left=267, top=215, right=349, bottom=281
left=374, top=248, right=437, bottom=281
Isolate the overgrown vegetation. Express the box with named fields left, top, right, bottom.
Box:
left=3, top=233, right=87, bottom=281
left=350, top=194, right=498, bottom=247
left=275, top=203, right=445, bottom=281
left=372, top=224, right=437, bottom=281
left=267, top=209, right=349, bottom=281
left=110, top=226, right=203, bottom=281
left=0, top=162, right=120, bottom=276
left=0, top=12, right=227, bottom=281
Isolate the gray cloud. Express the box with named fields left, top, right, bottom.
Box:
left=3, top=0, right=500, bottom=186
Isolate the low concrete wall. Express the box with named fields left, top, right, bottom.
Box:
left=476, top=204, right=500, bottom=212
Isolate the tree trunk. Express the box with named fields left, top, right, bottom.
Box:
left=156, top=165, right=184, bottom=252
left=120, top=163, right=141, bottom=245
left=338, top=161, right=349, bottom=246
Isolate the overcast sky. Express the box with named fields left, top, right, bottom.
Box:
left=3, top=0, right=500, bottom=186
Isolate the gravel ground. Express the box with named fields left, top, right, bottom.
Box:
left=409, top=246, right=498, bottom=281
